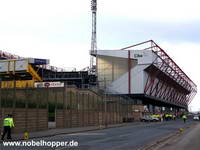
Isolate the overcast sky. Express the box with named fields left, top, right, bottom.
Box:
left=0, top=0, right=199, bottom=111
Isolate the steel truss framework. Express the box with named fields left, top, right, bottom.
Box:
left=121, top=40, right=197, bottom=108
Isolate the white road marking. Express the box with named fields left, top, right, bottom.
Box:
left=56, top=147, right=70, bottom=150
left=65, top=132, right=105, bottom=136
left=119, top=133, right=132, bottom=137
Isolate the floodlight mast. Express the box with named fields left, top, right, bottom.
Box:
left=90, top=0, right=97, bottom=74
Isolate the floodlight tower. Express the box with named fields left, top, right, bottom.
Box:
left=90, top=0, right=97, bottom=74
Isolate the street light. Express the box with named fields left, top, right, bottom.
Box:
left=104, top=77, right=107, bottom=127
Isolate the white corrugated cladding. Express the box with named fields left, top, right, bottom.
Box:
left=96, top=50, right=155, bottom=94
left=0, top=59, right=28, bottom=72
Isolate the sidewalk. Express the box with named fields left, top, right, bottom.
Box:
left=139, top=121, right=200, bottom=150
left=160, top=122, right=200, bottom=150
left=12, top=123, right=128, bottom=140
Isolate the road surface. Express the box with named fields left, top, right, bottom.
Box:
left=0, top=119, right=193, bottom=150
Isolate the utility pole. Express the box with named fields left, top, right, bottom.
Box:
left=90, top=0, right=97, bottom=74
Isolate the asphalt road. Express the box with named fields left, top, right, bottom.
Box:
left=0, top=119, right=193, bottom=150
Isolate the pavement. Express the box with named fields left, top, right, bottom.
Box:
left=0, top=119, right=195, bottom=150
left=152, top=121, right=200, bottom=150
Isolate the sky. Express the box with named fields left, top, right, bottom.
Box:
left=0, top=0, right=199, bottom=111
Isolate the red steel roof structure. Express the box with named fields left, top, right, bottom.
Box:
left=121, top=40, right=197, bottom=107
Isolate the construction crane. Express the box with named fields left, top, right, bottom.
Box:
left=90, top=0, right=97, bottom=74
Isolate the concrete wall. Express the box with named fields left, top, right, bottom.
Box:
left=131, top=64, right=149, bottom=94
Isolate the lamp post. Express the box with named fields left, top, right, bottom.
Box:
left=0, top=78, right=2, bottom=111
left=104, top=77, right=107, bottom=127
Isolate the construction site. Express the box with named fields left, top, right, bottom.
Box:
left=0, top=0, right=197, bottom=135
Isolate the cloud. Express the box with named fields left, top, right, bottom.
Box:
left=0, top=0, right=90, bottom=20
left=0, top=0, right=92, bottom=70
left=97, top=17, right=200, bottom=49
left=99, top=0, right=200, bottom=22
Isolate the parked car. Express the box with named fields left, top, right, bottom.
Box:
left=150, top=115, right=160, bottom=122
left=193, top=115, right=200, bottom=121
left=140, top=115, right=153, bottom=122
